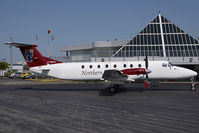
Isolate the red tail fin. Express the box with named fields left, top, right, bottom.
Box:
left=20, top=45, right=62, bottom=67
left=4, top=42, right=62, bottom=67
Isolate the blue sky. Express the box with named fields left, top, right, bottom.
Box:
left=0, top=0, right=199, bottom=63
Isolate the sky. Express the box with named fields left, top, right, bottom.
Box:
left=0, top=0, right=199, bottom=63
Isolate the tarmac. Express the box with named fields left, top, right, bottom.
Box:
left=0, top=77, right=199, bottom=133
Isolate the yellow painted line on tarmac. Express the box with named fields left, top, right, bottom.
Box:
left=159, top=81, right=199, bottom=84
left=25, top=79, right=60, bottom=82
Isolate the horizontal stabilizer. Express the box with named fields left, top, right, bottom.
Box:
left=4, top=42, right=37, bottom=48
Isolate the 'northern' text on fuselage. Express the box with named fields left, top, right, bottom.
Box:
left=81, top=70, right=103, bottom=76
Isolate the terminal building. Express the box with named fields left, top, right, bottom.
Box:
left=60, top=13, right=199, bottom=76
left=60, top=40, right=129, bottom=62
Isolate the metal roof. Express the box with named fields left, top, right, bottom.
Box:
left=60, top=40, right=129, bottom=52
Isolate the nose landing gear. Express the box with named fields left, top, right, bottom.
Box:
left=191, top=77, right=196, bottom=91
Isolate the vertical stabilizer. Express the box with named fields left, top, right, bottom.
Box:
left=4, top=42, right=62, bottom=67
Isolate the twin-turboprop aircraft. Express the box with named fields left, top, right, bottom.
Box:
left=5, top=42, right=197, bottom=93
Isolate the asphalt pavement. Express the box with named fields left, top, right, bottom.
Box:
left=0, top=78, right=199, bottom=133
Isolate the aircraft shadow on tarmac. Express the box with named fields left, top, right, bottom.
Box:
left=11, top=85, right=195, bottom=96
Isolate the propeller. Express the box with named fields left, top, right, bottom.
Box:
left=144, top=56, right=151, bottom=88
left=144, top=56, right=151, bottom=79
left=145, top=56, right=149, bottom=79
left=145, top=56, right=148, bottom=69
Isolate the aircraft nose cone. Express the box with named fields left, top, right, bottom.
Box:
left=191, top=71, right=198, bottom=77
left=186, top=69, right=198, bottom=78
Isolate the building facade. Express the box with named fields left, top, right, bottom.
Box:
left=113, top=13, right=199, bottom=65
left=60, top=40, right=129, bottom=62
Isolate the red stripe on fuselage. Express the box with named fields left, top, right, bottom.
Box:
left=121, top=68, right=146, bottom=75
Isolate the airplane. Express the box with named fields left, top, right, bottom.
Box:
left=4, top=42, right=198, bottom=93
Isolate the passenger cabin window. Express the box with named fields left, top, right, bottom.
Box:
left=130, top=64, right=133, bottom=68
left=123, top=64, right=126, bottom=68
left=89, top=65, right=92, bottom=69
left=97, top=65, right=100, bottom=68
left=138, top=64, right=141, bottom=68
left=105, top=64, right=109, bottom=68
left=114, top=64, right=117, bottom=68
left=81, top=65, right=85, bottom=69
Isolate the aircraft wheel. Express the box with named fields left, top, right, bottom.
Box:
left=108, top=84, right=120, bottom=93
left=109, top=87, right=116, bottom=93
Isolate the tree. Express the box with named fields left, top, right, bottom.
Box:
left=23, top=64, right=29, bottom=71
left=0, top=62, right=10, bottom=76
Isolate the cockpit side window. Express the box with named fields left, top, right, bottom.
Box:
left=162, top=63, right=167, bottom=67
left=162, top=62, right=173, bottom=68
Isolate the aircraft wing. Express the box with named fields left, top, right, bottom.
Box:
left=102, top=69, right=128, bottom=81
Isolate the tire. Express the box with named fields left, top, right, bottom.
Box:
left=109, top=87, right=116, bottom=93
left=108, top=84, right=120, bottom=93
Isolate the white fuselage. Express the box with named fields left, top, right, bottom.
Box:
left=29, top=61, right=197, bottom=81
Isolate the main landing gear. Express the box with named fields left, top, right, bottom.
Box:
left=99, top=84, right=126, bottom=96
left=107, top=84, right=120, bottom=93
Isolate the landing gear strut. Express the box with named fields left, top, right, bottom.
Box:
left=191, top=77, right=196, bottom=91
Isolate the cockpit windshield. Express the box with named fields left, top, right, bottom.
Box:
left=162, top=62, right=173, bottom=67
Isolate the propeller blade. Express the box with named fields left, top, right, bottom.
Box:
left=145, top=56, right=148, bottom=69
left=144, top=56, right=149, bottom=80
left=144, top=80, right=149, bottom=88
left=146, top=74, right=148, bottom=79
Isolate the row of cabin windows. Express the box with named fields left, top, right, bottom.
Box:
left=81, top=64, right=142, bottom=69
